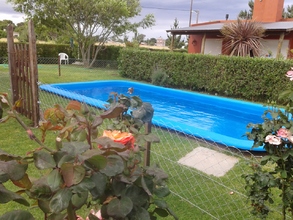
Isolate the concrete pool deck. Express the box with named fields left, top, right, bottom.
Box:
left=178, top=147, right=239, bottom=177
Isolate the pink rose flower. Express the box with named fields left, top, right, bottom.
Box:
left=265, top=134, right=282, bottom=145
left=277, top=128, right=290, bottom=138
left=286, top=70, right=293, bottom=81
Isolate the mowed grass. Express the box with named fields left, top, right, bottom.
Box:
left=37, top=64, right=126, bottom=84
left=0, top=64, right=281, bottom=219
left=0, top=65, right=126, bottom=219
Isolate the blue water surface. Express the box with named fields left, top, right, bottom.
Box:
left=40, top=80, right=267, bottom=151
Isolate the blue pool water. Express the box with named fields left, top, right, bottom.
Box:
left=40, top=80, right=266, bottom=151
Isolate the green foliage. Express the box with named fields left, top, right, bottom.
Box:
left=0, top=20, right=15, bottom=34
left=0, top=43, right=7, bottom=59
left=165, top=18, right=185, bottom=49
left=0, top=42, right=121, bottom=62
left=8, top=0, right=155, bottom=68
left=37, top=43, right=74, bottom=58
left=0, top=42, right=73, bottom=59
left=118, top=48, right=293, bottom=102
left=96, top=46, right=122, bottom=61
left=284, top=5, right=293, bottom=18
left=243, top=69, right=293, bottom=219
left=14, top=22, right=29, bottom=43
left=0, top=20, right=29, bottom=42
left=238, top=0, right=254, bottom=19
left=0, top=92, right=176, bottom=220
left=151, top=68, right=173, bottom=87
left=242, top=163, right=275, bottom=219
left=146, top=38, right=157, bottom=46
left=0, top=103, right=2, bottom=119
left=0, top=210, right=35, bottom=220
left=0, top=30, right=6, bottom=38
left=238, top=1, right=293, bottom=19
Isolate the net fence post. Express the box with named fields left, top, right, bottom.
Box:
left=58, top=56, right=61, bottom=76
left=144, top=121, right=152, bottom=167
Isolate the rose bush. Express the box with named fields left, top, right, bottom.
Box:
left=244, top=68, right=293, bottom=219
left=0, top=90, right=177, bottom=220
left=101, top=130, right=135, bottom=149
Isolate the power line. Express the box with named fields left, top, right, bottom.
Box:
left=141, top=6, right=189, bottom=12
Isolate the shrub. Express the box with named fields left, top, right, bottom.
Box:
left=0, top=91, right=177, bottom=220
left=244, top=68, right=293, bottom=219
left=118, top=48, right=293, bottom=102
left=151, top=68, right=172, bottom=87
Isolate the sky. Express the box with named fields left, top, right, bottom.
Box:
left=2, top=0, right=293, bottom=40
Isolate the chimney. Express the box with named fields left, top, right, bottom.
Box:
left=252, top=0, right=284, bottom=22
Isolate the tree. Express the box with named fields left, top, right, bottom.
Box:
left=0, top=29, right=6, bottom=39
left=146, top=38, right=157, bottom=46
left=0, top=20, right=15, bottom=30
left=220, top=19, right=265, bottom=57
left=238, top=0, right=254, bottom=19
left=14, top=22, right=29, bottom=42
left=165, top=18, right=185, bottom=49
left=0, top=20, right=15, bottom=38
left=284, top=5, right=293, bottom=18
left=134, top=33, right=145, bottom=44
left=8, top=0, right=155, bottom=68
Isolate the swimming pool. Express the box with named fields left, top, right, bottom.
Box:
left=40, top=80, right=266, bottom=152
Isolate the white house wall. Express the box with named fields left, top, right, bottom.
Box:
left=204, top=39, right=222, bottom=55
left=202, top=38, right=289, bottom=58
left=260, top=39, right=289, bottom=58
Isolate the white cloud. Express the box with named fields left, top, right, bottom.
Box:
left=0, top=0, right=25, bottom=24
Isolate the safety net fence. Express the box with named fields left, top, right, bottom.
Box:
left=0, top=58, right=281, bottom=219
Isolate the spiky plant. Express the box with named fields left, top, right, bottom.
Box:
left=220, top=19, right=265, bottom=57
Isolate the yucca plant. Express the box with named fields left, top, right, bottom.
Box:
left=220, top=19, right=265, bottom=57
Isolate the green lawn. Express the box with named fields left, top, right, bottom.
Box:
left=0, top=64, right=282, bottom=219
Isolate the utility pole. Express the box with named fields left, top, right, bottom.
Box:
left=189, top=0, right=193, bottom=26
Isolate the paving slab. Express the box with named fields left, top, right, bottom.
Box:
left=178, top=147, right=239, bottom=177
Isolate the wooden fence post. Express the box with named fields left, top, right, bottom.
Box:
left=28, top=20, right=40, bottom=126
left=7, top=24, right=17, bottom=103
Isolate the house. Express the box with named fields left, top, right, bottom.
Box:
left=166, top=0, right=293, bottom=59
left=156, top=37, right=166, bottom=47
left=13, top=32, right=19, bottom=38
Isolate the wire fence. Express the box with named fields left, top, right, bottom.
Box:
left=0, top=57, right=280, bottom=219
left=0, top=57, right=118, bottom=70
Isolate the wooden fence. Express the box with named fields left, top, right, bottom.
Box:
left=7, top=21, right=40, bottom=126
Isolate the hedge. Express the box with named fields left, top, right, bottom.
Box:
left=0, top=42, right=122, bottom=61
left=118, top=48, right=293, bottom=103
